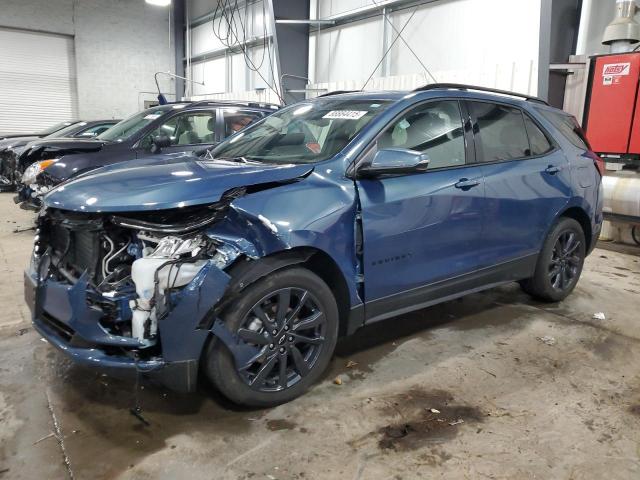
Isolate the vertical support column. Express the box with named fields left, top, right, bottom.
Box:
left=173, top=0, right=185, bottom=100
left=270, top=0, right=311, bottom=104
left=538, top=0, right=553, bottom=101
left=225, top=51, right=232, bottom=93
left=380, top=7, right=393, bottom=79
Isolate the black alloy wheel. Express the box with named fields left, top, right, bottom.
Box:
left=520, top=217, right=586, bottom=302
left=549, top=231, right=581, bottom=290
left=204, top=267, right=338, bottom=407
left=236, top=287, right=327, bottom=392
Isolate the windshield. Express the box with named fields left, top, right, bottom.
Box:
left=38, top=122, right=74, bottom=136
left=46, top=122, right=86, bottom=139
left=98, top=105, right=183, bottom=142
left=211, top=99, right=391, bottom=164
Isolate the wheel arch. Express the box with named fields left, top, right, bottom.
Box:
left=213, top=246, right=354, bottom=337
left=558, top=206, right=593, bottom=253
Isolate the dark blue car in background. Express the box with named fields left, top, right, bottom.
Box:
left=15, top=100, right=277, bottom=208
left=25, top=84, right=603, bottom=407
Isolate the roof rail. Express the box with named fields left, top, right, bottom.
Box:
left=413, top=83, right=549, bottom=105
left=188, top=99, right=281, bottom=109
left=316, top=90, right=359, bottom=98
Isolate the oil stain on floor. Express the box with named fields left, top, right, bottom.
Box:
left=376, top=388, right=484, bottom=451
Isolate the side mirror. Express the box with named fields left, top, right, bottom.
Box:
left=358, top=148, right=430, bottom=177
left=150, top=134, right=172, bottom=153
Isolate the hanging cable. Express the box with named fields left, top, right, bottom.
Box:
left=371, top=0, right=437, bottom=84
left=210, top=0, right=283, bottom=104
left=361, top=7, right=419, bottom=91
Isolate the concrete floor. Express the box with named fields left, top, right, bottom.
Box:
left=1, top=192, right=640, bottom=480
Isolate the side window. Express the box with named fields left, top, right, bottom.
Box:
left=222, top=110, right=262, bottom=137
left=523, top=114, right=553, bottom=156
left=142, top=112, right=216, bottom=148
left=377, top=100, right=466, bottom=169
left=77, top=123, right=113, bottom=137
left=537, top=109, right=590, bottom=150
left=469, top=102, right=530, bottom=162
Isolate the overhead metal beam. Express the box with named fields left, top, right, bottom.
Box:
left=275, top=19, right=335, bottom=25
left=309, top=0, right=438, bottom=32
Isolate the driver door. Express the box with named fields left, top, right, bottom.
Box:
left=136, top=110, right=217, bottom=157
left=356, top=100, right=487, bottom=322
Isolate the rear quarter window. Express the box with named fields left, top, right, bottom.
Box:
left=537, top=108, right=589, bottom=150
left=523, top=114, right=554, bottom=155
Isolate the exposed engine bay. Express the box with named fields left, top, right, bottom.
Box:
left=35, top=196, right=244, bottom=347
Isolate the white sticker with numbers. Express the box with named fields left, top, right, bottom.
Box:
left=323, top=110, right=368, bottom=120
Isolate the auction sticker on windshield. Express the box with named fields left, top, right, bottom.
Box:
left=323, top=110, right=368, bottom=120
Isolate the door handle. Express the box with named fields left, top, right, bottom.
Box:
left=545, top=165, right=561, bottom=174
left=454, top=178, right=480, bottom=190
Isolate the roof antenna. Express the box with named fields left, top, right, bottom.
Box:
left=154, top=71, right=205, bottom=104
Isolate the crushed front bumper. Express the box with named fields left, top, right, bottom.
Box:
left=14, top=184, right=43, bottom=210
left=25, top=256, right=232, bottom=392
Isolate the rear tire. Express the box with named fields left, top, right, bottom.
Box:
left=204, top=267, right=339, bottom=407
left=520, top=217, right=586, bottom=302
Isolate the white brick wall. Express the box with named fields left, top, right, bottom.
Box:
left=0, top=0, right=175, bottom=120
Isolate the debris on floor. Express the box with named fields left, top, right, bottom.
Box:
left=32, top=432, right=54, bottom=446
left=537, top=335, right=557, bottom=346
left=593, top=312, right=606, bottom=321
left=333, top=377, right=343, bottom=385
left=129, top=406, right=150, bottom=426
left=346, top=360, right=358, bottom=368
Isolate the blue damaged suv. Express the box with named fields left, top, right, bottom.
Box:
left=25, top=84, right=603, bottom=407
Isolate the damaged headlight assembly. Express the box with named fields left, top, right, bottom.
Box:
left=21, top=158, right=58, bottom=185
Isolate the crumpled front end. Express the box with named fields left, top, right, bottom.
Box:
left=0, top=147, right=20, bottom=191
left=25, top=205, right=245, bottom=392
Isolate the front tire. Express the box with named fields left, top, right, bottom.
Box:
left=204, top=267, right=339, bottom=407
left=521, top=217, right=586, bottom=302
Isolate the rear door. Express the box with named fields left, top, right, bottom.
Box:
left=466, top=100, right=573, bottom=267
left=356, top=100, right=486, bottom=320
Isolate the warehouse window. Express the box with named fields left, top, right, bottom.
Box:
left=469, top=102, right=530, bottom=162
left=378, top=100, right=466, bottom=169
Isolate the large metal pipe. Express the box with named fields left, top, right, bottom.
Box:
left=602, top=0, right=640, bottom=53
left=602, top=172, right=640, bottom=220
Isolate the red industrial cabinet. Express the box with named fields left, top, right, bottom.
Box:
left=584, top=52, right=640, bottom=161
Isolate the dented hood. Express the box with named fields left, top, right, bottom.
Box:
left=44, top=154, right=314, bottom=212
left=21, top=137, right=105, bottom=160
left=0, top=136, right=39, bottom=151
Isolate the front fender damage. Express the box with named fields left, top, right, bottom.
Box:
left=153, top=203, right=300, bottom=389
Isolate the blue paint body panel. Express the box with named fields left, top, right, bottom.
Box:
left=29, top=89, right=603, bottom=392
